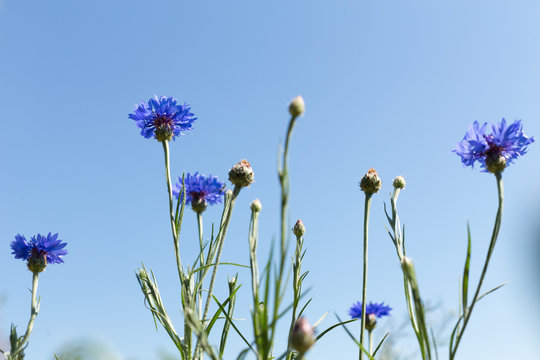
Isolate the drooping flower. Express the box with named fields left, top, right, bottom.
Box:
left=11, top=233, right=68, bottom=272
left=128, top=95, right=196, bottom=142
left=173, top=172, right=225, bottom=213
left=454, top=119, right=534, bottom=173
left=349, top=301, right=392, bottom=319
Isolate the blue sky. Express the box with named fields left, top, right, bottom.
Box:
left=1, top=0, right=540, bottom=359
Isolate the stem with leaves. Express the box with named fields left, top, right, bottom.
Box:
left=450, top=172, right=504, bottom=359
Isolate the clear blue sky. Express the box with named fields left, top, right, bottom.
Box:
left=1, top=1, right=539, bottom=359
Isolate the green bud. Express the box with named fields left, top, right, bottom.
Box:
left=293, top=219, right=305, bottom=238
left=289, top=317, right=315, bottom=354
left=393, top=175, right=406, bottom=190
left=289, top=95, right=305, bottom=117
left=250, top=199, right=262, bottom=213
left=360, top=168, right=382, bottom=194
left=229, top=159, right=254, bottom=188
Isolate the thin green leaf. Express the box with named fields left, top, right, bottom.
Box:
left=372, top=332, right=389, bottom=357
left=462, top=224, right=472, bottom=310
left=315, top=318, right=356, bottom=341
left=212, top=294, right=256, bottom=355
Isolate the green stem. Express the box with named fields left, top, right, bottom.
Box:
left=359, top=193, right=372, bottom=360
left=272, top=114, right=298, bottom=355
left=201, top=185, right=241, bottom=324
left=368, top=330, right=373, bottom=356
left=450, top=172, right=504, bottom=359
left=162, top=140, right=184, bottom=283
left=197, top=212, right=205, bottom=267
left=12, top=272, right=40, bottom=358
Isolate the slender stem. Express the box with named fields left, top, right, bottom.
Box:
left=197, top=212, right=205, bottom=267
left=450, top=172, right=504, bottom=359
left=13, top=272, right=40, bottom=357
left=359, top=193, right=372, bottom=360
left=201, top=186, right=241, bottom=324
left=272, top=115, right=298, bottom=353
left=196, top=211, right=205, bottom=334
left=162, top=140, right=184, bottom=283
left=368, top=330, right=373, bottom=356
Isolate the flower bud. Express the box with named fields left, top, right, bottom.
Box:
left=289, top=317, right=315, bottom=354
left=393, top=175, right=406, bottom=190
left=485, top=154, right=506, bottom=174
left=250, top=199, right=262, bottom=213
left=228, top=159, right=255, bottom=188
left=359, top=168, right=382, bottom=194
left=289, top=95, right=305, bottom=117
left=293, top=219, right=305, bottom=238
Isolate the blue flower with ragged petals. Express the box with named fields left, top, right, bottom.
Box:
left=128, top=95, right=196, bottom=141
left=454, top=119, right=534, bottom=172
left=11, top=233, right=68, bottom=264
left=173, top=172, right=225, bottom=212
left=349, top=301, right=392, bottom=319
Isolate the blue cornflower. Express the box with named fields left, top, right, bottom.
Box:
left=173, top=172, right=225, bottom=213
left=128, top=95, right=196, bottom=142
left=454, top=119, right=534, bottom=173
left=10, top=233, right=68, bottom=272
left=349, top=301, right=392, bottom=319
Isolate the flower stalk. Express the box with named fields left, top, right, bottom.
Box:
left=449, top=172, right=504, bottom=359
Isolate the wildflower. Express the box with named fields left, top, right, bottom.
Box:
left=349, top=301, right=392, bottom=331
left=289, top=317, right=315, bottom=354
left=454, top=119, right=534, bottom=173
left=11, top=233, right=68, bottom=273
left=359, top=168, right=382, bottom=194
left=293, top=219, right=305, bottom=238
left=289, top=95, right=305, bottom=117
left=228, top=159, right=254, bottom=188
left=128, top=95, right=196, bottom=142
left=173, top=172, right=225, bottom=213
left=393, top=175, right=406, bottom=190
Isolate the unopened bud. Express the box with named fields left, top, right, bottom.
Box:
left=393, top=176, right=406, bottom=190
left=293, top=220, right=305, bottom=238
left=289, top=95, right=305, bottom=117
left=250, top=199, right=262, bottom=213
left=228, top=159, right=254, bottom=188
left=289, top=317, right=315, bottom=354
left=359, top=168, right=382, bottom=194
left=485, top=154, right=506, bottom=174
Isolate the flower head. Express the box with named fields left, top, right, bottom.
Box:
left=454, top=119, right=534, bottom=173
left=349, top=301, right=391, bottom=321
left=129, top=95, right=196, bottom=142
left=173, top=172, right=225, bottom=213
left=10, top=233, right=68, bottom=272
